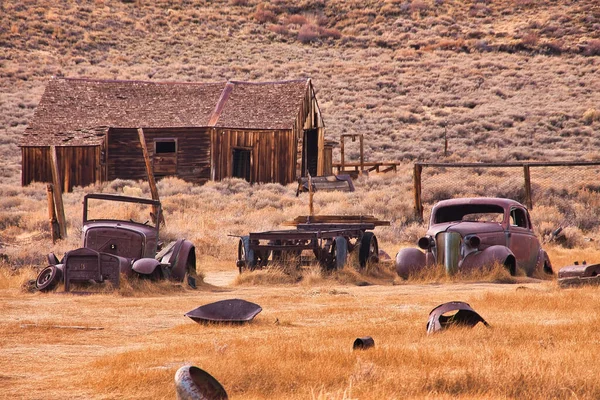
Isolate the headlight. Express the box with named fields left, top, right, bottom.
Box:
left=464, top=235, right=480, bottom=249
left=418, top=236, right=434, bottom=250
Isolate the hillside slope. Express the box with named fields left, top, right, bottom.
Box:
left=1, top=0, right=599, bottom=186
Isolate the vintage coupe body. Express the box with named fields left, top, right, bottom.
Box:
left=395, top=197, right=552, bottom=278
left=36, top=194, right=197, bottom=291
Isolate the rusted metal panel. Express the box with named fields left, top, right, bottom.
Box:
left=175, top=366, right=228, bottom=400
left=426, top=301, right=489, bottom=334
left=185, top=299, right=262, bottom=323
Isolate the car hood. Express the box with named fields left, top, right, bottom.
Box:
left=426, top=221, right=504, bottom=237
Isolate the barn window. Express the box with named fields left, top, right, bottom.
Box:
left=155, top=139, right=176, bottom=154
left=153, top=138, right=177, bottom=176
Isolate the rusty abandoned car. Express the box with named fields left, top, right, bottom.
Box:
left=395, top=197, right=553, bottom=278
left=35, top=194, right=197, bottom=291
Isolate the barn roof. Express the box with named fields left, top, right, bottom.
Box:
left=21, top=77, right=311, bottom=146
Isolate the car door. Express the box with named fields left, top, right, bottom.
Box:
left=507, top=206, right=540, bottom=273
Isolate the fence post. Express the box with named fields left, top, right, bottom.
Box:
left=523, top=164, right=533, bottom=209
left=414, top=163, right=423, bottom=221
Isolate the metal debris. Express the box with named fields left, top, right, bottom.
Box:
left=558, top=261, right=600, bottom=287
left=353, top=336, right=375, bottom=350
left=185, top=299, right=262, bottom=324
left=175, top=366, right=228, bottom=400
left=426, top=301, right=489, bottom=334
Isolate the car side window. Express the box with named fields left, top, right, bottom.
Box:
left=510, top=208, right=528, bottom=229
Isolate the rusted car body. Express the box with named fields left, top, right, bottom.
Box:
left=395, top=197, right=552, bottom=278
left=36, top=194, right=197, bottom=291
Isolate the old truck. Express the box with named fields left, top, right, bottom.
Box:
left=395, top=197, right=553, bottom=278
left=35, top=193, right=197, bottom=291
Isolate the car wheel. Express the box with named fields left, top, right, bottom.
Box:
left=237, top=236, right=255, bottom=274
left=358, top=232, right=379, bottom=268
left=36, top=265, right=63, bottom=292
left=329, top=236, right=348, bottom=270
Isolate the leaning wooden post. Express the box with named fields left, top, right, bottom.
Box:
left=50, top=146, right=68, bottom=239
left=137, top=128, right=164, bottom=226
left=414, top=163, right=423, bottom=221
left=523, top=164, right=533, bottom=210
left=46, top=184, right=60, bottom=243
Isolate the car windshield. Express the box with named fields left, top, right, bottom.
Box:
left=85, top=197, right=159, bottom=228
left=433, top=204, right=505, bottom=224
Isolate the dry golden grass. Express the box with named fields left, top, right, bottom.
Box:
left=4, top=271, right=600, bottom=399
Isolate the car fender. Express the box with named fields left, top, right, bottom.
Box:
left=535, top=248, right=553, bottom=275
left=164, top=239, right=196, bottom=282
left=395, top=247, right=428, bottom=278
left=460, top=245, right=516, bottom=274
left=132, top=258, right=161, bottom=275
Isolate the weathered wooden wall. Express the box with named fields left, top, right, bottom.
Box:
left=21, top=146, right=102, bottom=192
left=213, top=129, right=295, bottom=184
left=108, top=127, right=211, bottom=184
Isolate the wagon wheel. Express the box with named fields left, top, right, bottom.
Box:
left=36, top=265, right=63, bottom=292
left=358, top=232, right=379, bottom=268
left=329, top=236, right=348, bottom=270
left=237, top=236, right=256, bottom=274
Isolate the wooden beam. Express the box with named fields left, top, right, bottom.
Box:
left=414, top=163, right=423, bottom=221
left=137, top=128, right=164, bottom=226
left=523, top=165, right=533, bottom=209
left=49, top=146, right=67, bottom=239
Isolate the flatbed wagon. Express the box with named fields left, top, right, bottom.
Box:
left=236, top=215, right=389, bottom=273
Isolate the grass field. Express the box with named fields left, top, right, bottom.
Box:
left=3, top=260, right=600, bottom=400
left=2, top=0, right=600, bottom=398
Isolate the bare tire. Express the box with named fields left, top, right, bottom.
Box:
left=358, top=232, right=379, bottom=268
left=237, top=236, right=255, bottom=273
left=329, top=236, right=348, bottom=270
left=36, top=265, right=63, bottom=292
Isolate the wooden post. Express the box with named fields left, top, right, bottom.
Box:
left=340, top=135, right=345, bottom=174
left=414, top=163, right=423, bottom=221
left=137, top=128, right=164, bottom=226
left=359, top=134, right=364, bottom=176
left=46, top=184, right=60, bottom=243
left=308, top=174, right=314, bottom=216
left=523, top=164, right=533, bottom=209
left=50, top=146, right=68, bottom=239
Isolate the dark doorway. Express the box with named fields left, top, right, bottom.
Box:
left=232, top=148, right=251, bottom=181
left=302, top=128, right=319, bottom=177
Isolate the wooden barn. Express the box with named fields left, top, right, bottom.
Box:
left=21, top=77, right=328, bottom=191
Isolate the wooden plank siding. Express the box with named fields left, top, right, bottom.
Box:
left=107, top=127, right=211, bottom=184
left=214, top=129, right=295, bottom=185
left=21, top=146, right=102, bottom=191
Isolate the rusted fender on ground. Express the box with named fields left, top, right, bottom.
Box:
left=427, top=301, right=489, bottom=334
left=175, top=366, right=228, bottom=400
left=185, top=299, right=262, bottom=324
left=459, top=245, right=516, bottom=274
left=395, top=247, right=433, bottom=278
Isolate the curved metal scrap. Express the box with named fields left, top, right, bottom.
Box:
left=185, top=299, right=262, bottom=323
left=353, top=336, right=375, bottom=350
left=426, top=301, right=489, bottom=334
left=175, top=365, right=228, bottom=400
